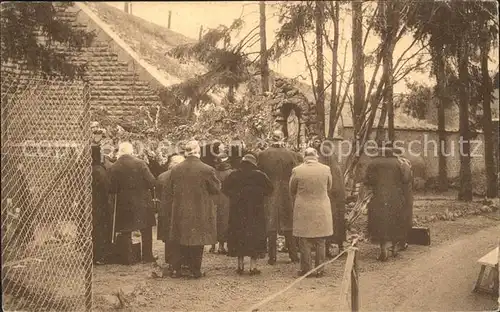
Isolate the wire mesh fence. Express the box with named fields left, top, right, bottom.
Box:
left=1, top=75, right=93, bottom=311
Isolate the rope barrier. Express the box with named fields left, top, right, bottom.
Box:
left=246, top=239, right=359, bottom=312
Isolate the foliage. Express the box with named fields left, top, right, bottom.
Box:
left=0, top=2, right=95, bottom=79
left=165, top=18, right=254, bottom=116
left=270, top=1, right=314, bottom=61
left=400, top=81, right=434, bottom=120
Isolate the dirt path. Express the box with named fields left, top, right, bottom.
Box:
left=359, top=223, right=499, bottom=311
left=93, top=215, right=499, bottom=311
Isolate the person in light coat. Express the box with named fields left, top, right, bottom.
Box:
left=290, top=148, right=333, bottom=277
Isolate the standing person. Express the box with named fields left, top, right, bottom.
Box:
left=363, top=145, right=410, bottom=261
left=290, top=148, right=333, bottom=277
left=394, top=146, right=413, bottom=251
left=229, top=138, right=246, bottom=170
left=223, top=154, right=273, bottom=275
left=209, top=153, right=233, bottom=254
left=257, top=130, right=300, bottom=264
left=156, top=154, right=185, bottom=273
left=91, top=145, right=112, bottom=264
left=108, top=142, right=157, bottom=263
left=165, top=140, right=221, bottom=278
left=312, top=137, right=346, bottom=257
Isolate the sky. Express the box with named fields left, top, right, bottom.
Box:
left=104, top=1, right=499, bottom=94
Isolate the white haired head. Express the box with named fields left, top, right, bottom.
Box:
left=117, top=142, right=134, bottom=158
left=184, top=140, right=201, bottom=158
left=168, top=155, right=185, bottom=169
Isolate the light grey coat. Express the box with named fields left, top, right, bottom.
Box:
left=289, top=158, right=333, bottom=238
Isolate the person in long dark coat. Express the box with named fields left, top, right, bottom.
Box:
left=108, top=142, right=157, bottom=263
left=209, top=153, right=233, bottom=254
left=394, top=147, right=414, bottom=251
left=156, top=154, right=185, bottom=273
left=165, top=140, right=221, bottom=278
left=363, top=146, right=410, bottom=261
left=257, top=130, right=300, bottom=265
left=200, top=140, right=223, bottom=169
left=91, top=145, right=112, bottom=264
left=223, top=154, right=273, bottom=275
left=228, top=139, right=246, bottom=170
left=312, top=138, right=346, bottom=256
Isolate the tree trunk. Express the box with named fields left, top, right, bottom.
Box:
left=375, top=102, right=387, bottom=143
left=228, top=85, right=235, bottom=104
left=380, top=1, right=397, bottom=143
left=435, top=47, right=449, bottom=192
left=259, top=1, right=270, bottom=94
left=315, top=1, right=326, bottom=136
left=328, top=1, right=340, bottom=138
left=457, top=36, right=472, bottom=201
left=351, top=1, right=365, bottom=141
left=124, top=2, right=129, bottom=14
left=480, top=31, right=498, bottom=197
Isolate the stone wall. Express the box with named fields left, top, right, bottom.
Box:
left=267, top=77, right=317, bottom=147
left=330, top=127, right=489, bottom=180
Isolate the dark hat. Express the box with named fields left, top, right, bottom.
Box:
left=217, top=152, right=229, bottom=162
left=241, top=154, right=257, bottom=167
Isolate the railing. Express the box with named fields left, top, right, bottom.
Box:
left=246, top=238, right=360, bottom=312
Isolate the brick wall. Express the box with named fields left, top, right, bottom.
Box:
left=1, top=6, right=167, bottom=132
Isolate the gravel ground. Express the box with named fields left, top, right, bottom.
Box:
left=93, top=199, right=500, bottom=311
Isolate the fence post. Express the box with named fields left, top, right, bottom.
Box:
left=351, top=247, right=359, bottom=312
left=168, top=11, right=172, bottom=29
left=199, top=25, right=203, bottom=41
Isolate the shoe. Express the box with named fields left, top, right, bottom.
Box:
left=236, top=268, right=244, bottom=275
left=268, top=259, right=276, bottom=265
left=170, top=270, right=182, bottom=278
left=209, top=246, right=216, bottom=253
left=217, top=248, right=228, bottom=255
left=142, top=256, right=158, bottom=264
left=188, top=271, right=204, bottom=279
left=297, top=270, right=315, bottom=278
left=249, top=268, right=261, bottom=276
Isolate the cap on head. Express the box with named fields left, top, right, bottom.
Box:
left=217, top=152, right=229, bottom=163
left=272, top=130, right=284, bottom=142
left=241, top=154, right=257, bottom=167
left=184, top=140, right=201, bottom=157
left=304, top=147, right=319, bottom=158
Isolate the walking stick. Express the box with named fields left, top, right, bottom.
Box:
left=111, top=193, right=117, bottom=244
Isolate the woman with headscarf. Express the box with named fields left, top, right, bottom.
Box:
left=157, top=154, right=185, bottom=272
left=209, top=152, right=233, bottom=254
left=223, top=154, right=273, bottom=275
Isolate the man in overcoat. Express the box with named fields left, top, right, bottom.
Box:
left=257, top=130, right=300, bottom=264
left=164, top=140, right=221, bottom=278
left=363, top=145, right=411, bottom=261
left=108, top=142, right=157, bottom=263
left=156, top=154, right=185, bottom=273
left=290, top=148, right=333, bottom=277
left=91, top=144, right=112, bottom=264
left=312, top=137, right=346, bottom=256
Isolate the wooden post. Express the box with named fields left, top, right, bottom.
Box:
left=168, top=11, right=172, bottom=29
left=351, top=248, right=359, bottom=312
left=199, top=25, right=203, bottom=41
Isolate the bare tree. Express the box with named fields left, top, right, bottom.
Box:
left=315, top=1, right=326, bottom=136
left=260, top=1, right=270, bottom=93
